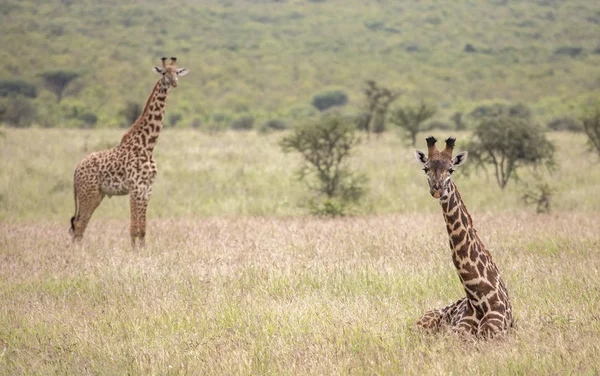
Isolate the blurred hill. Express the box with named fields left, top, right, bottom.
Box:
left=1, top=0, right=599, bottom=129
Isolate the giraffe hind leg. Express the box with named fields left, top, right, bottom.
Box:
left=71, top=186, right=104, bottom=242
left=417, top=297, right=467, bottom=332
left=130, top=188, right=151, bottom=248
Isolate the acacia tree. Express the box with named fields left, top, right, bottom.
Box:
left=467, top=116, right=555, bottom=189
left=359, top=80, right=401, bottom=135
left=280, top=116, right=367, bottom=216
left=39, top=70, right=79, bottom=102
left=389, top=102, right=437, bottom=146
left=581, top=105, right=600, bottom=157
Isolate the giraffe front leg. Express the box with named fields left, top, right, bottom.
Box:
left=130, top=186, right=152, bottom=247
left=416, top=309, right=445, bottom=332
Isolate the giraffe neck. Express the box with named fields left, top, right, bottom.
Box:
left=439, top=180, right=496, bottom=302
left=120, top=78, right=170, bottom=153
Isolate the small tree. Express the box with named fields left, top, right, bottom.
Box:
left=0, top=79, right=37, bottom=98
left=581, top=105, right=600, bottom=156
left=280, top=116, right=367, bottom=216
left=390, top=102, right=437, bottom=146
left=521, top=180, right=554, bottom=214
left=467, top=115, right=555, bottom=189
left=451, top=112, right=466, bottom=130
left=39, top=70, right=80, bottom=102
left=311, top=90, right=349, bottom=112
left=118, top=101, right=142, bottom=127
left=0, top=97, right=37, bottom=128
left=359, top=80, right=401, bottom=135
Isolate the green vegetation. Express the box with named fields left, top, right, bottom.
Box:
left=0, top=128, right=598, bottom=223
left=1, top=0, right=599, bottom=129
left=467, top=113, right=555, bottom=189
left=310, top=89, right=348, bottom=112
left=582, top=104, right=600, bottom=156
left=359, top=80, right=401, bottom=135
left=390, top=102, right=437, bottom=146
left=281, top=116, right=366, bottom=216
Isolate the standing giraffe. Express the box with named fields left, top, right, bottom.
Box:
left=413, top=136, right=513, bottom=339
left=70, top=57, right=189, bottom=246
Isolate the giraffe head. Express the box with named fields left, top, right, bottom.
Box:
left=153, top=57, right=189, bottom=88
left=414, top=136, right=468, bottom=198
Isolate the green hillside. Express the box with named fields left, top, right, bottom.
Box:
left=1, top=0, right=599, bottom=129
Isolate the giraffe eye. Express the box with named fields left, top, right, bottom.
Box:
left=449, top=168, right=455, bottom=174
left=423, top=167, right=429, bottom=173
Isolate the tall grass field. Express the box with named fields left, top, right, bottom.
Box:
left=0, top=129, right=599, bottom=374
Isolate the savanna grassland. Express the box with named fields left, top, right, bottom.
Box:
left=1, top=128, right=599, bottom=374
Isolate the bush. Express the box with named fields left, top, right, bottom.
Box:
left=311, top=90, right=349, bottom=112
left=39, top=70, right=80, bottom=102
left=547, top=116, right=583, bottom=132
left=168, top=112, right=182, bottom=127
left=78, top=112, right=98, bottom=128
left=470, top=103, right=531, bottom=120
left=0, top=97, right=37, bottom=128
left=0, top=79, right=37, bottom=98
left=280, top=116, right=367, bottom=216
left=361, top=80, right=401, bottom=134
left=262, top=119, right=288, bottom=132
left=390, top=102, right=437, bottom=146
left=467, top=114, right=555, bottom=189
left=581, top=105, right=600, bottom=156
left=553, top=46, right=583, bottom=57
left=521, top=179, right=554, bottom=214
left=231, top=116, right=255, bottom=130
left=425, top=120, right=453, bottom=131
left=451, top=112, right=467, bottom=130
left=118, top=101, right=142, bottom=128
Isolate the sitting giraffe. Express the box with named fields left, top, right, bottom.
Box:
left=70, top=57, right=189, bottom=246
left=413, top=136, right=513, bottom=339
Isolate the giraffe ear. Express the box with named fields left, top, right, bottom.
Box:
left=153, top=66, right=165, bottom=75
left=452, top=151, right=468, bottom=167
left=414, top=149, right=428, bottom=165
left=176, top=68, right=189, bottom=76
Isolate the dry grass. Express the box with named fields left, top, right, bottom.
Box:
left=1, top=213, right=599, bottom=374
left=1, top=128, right=599, bottom=374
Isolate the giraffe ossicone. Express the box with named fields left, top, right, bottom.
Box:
left=413, top=136, right=514, bottom=339
left=69, top=57, right=189, bottom=247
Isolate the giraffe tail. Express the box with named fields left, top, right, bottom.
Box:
left=69, top=172, right=78, bottom=236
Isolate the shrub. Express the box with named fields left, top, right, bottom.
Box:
left=231, top=116, right=255, bottom=130
left=470, top=103, right=531, bottom=120
left=425, top=120, right=453, bottom=131
left=0, top=79, right=37, bottom=98
left=521, top=179, right=554, bottom=214
left=553, top=46, right=583, bottom=57
left=0, top=97, right=37, bottom=128
left=451, top=112, right=467, bottom=130
left=39, top=70, right=80, bottom=102
left=262, top=119, right=288, bottom=132
left=311, top=90, right=349, bottom=112
left=118, top=101, right=142, bottom=128
left=581, top=105, right=600, bottom=157
left=361, top=80, right=401, bottom=135
left=547, top=116, right=583, bottom=132
left=168, top=112, right=182, bottom=127
left=390, top=102, right=437, bottom=146
left=280, top=116, right=367, bottom=216
left=467, top=114, right=555, bottom=189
